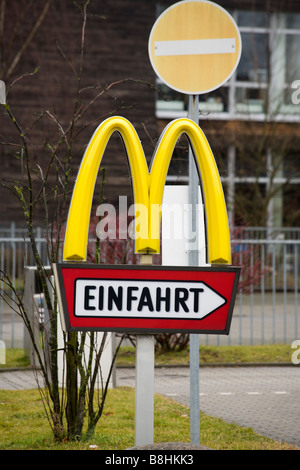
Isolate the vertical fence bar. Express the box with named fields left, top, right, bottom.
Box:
left=295, top=244, right=298, bottom=339
left=11, top=225, right=16, bottom=348
left=261, top=243, right=265, bottom=344
left=0, top=243, right=3, bottom=341
left=4, top=240, right=9, bottom=345
left=250, top=244, right=254, bottom=345
left=283, top=243, right=287, bottom=343
left=272, top=244, right=276, bottom=344
left=239, top=247, right=243, bottom=345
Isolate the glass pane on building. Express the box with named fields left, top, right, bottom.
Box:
left=286, top=13, right=300, bottom=29
left=156, top=82, right=186, bottom=112
left=285, top=35, right=300, bottom=84
left=199, top=88, right=229, bottom=114
left=235, top=86, right=267, bottom=114
left=237, top=11, right=269, bottom=28
left=237, top=33, right=269, bottom=82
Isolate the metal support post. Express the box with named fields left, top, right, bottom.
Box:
left=135, top=254, right=155, bottom=447
left=135, top=334, right=155, bottom=446
left=188, top=94, right=200, bottom=445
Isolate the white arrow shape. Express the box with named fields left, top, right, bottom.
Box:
left=196, top=282, right=226, bottom=319
left=74, top=279, right=226, bottom=320
left=155, top=38, right=236, bottom=57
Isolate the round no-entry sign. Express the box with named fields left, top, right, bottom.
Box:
left=148, top=0, right=242, bottom=95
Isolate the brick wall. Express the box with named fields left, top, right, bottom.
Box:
left=0, top=0, right=157, bottom=223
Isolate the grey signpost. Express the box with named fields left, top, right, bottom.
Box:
left=147, top=0, right=242, bottom=447
left=188, top=94, right=201, bottom=444
left=135, top=254, right=155, bottom=447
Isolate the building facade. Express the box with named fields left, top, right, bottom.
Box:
left=1, top=0, right=300, bottom=229
left=156, top=0, right=300, bottom=229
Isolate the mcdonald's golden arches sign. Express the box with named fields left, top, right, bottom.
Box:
left=54, top=116, right=240, bottom=334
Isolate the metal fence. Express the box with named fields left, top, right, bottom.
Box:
left=0, top=224, right=299, bottom=348
left=209, top=238, right=300, bottom=346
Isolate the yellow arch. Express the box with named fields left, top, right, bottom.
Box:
left=63, top=116, right=149, bottom=261
left=149, top=118, right=231, bottom=263
left=63, top=116, right=231, bottom=264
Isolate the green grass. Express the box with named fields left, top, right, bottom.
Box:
left=1, top=343, right=293, bottom=369
left=0, top=387, right=298, bottom=450
left=0, top=344, right=297, bottom=450
left=0, top=348, right=31, bottom=369
left=116, top=343, right=293, bottom=367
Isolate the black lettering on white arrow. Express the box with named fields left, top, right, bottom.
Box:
left=75, top=279, right=226, bottom=320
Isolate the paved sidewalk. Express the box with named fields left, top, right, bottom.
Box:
left=0, top=365, right=299, bottom=448
left=117, top=365, right=300, bottom=448
left=0, top=369, right=40, bottom=390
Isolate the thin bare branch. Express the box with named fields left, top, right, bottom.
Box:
left=6, top=0, right=51, bottom=80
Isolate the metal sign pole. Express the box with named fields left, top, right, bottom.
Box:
left=135, top=254, right=154, bottom=447
left=188, top=94, right=200, bottom=445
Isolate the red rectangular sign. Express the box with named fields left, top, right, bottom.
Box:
left=53, top=264, right=240, bottom=334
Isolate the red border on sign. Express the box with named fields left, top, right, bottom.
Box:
left=54, top=264, right=240, bottom=334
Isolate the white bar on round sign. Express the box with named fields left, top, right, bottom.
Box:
left=154, top=38, right=236, bottom=56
